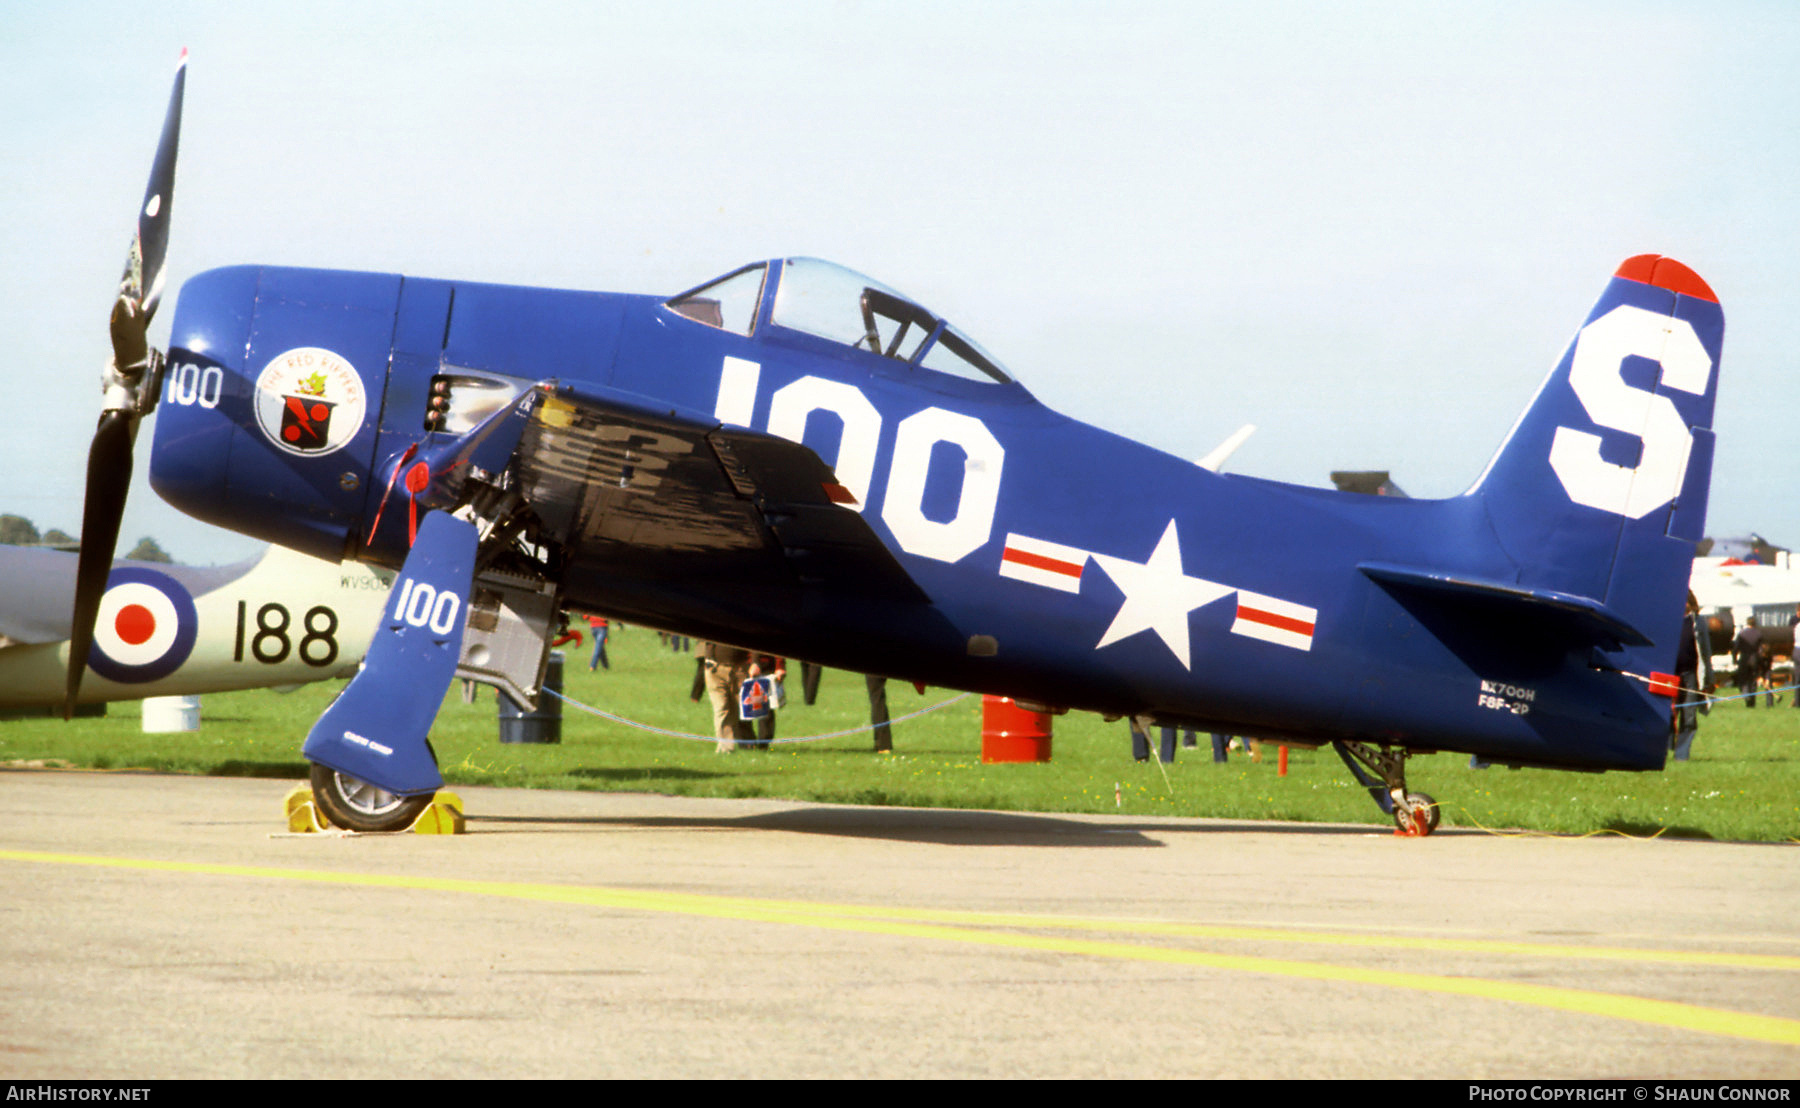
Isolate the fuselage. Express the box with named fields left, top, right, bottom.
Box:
left=150, top=257, right=1686, bottom=772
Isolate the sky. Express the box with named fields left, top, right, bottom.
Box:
left=3, top=0, right=1797, bottom=565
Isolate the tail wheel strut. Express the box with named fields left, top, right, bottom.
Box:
left=1333, top=740, right=1441, bottom=837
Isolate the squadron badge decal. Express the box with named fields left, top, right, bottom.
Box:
left=253, top=347, right=366, bottom=457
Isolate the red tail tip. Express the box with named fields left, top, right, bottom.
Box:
left=1615, top=255, right=1717, bottom=303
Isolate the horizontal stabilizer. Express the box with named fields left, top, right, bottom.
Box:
left=1359, top=561, right=1652, bottom=648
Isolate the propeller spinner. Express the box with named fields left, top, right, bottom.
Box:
left=65, top=50, right=188, bottom=716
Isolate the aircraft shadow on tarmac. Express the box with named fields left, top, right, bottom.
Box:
left=463, top=805, right=1431, bottom=847
left=211, top=761, right=312, bottom=778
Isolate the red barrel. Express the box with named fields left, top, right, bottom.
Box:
left=981, top=695, right=1052, bottom=763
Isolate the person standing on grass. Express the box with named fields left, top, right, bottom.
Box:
left=1733, top=616, right=1764, bottom=707
left=868, top=675, right=895, bottom=752
left=1672, top=594, right=1706, bottom=761
left=698, top=641, right=754, bottom=753
left=585, top=615, right=609, bottom=671
left=1210, top=733, right=1234, bottom=763
left=804, top=666, right=899, bottom=752
left=1790, top=603, right=1800, bottom=709
left=744, top=652, right=786, bottom=750
left=1129, top=718, right=1174, bottom=764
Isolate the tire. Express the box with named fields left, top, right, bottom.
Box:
left=309, top=762, right=433, bottom=832
left=1394, top=792, right=1441, bottom=837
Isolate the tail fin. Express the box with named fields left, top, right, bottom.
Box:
left=1470, top=255, right=1724, bottom=660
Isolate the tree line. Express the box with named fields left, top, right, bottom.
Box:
left=0, top=514, right=170, bottom=563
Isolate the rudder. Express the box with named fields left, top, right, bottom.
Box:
left=1470, top=255, right=1724, bottom=666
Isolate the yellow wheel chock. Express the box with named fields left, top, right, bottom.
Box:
left=283, top=785, right=464, bottom=834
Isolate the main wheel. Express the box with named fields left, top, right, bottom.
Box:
left=1393, top=791, right=1441, bottom=837
left=309, top=763, right=433, bottom=832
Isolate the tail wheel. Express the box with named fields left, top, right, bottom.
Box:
left=309, top=763, right=432, bottom=832
left=1394, top=792, right=1441, bottom=837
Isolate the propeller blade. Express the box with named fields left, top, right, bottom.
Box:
left=65, top=410, right=135, bottom=713
left=65, top=51, right=188, bottom=717
left=119, top=48, right=186, bottom=330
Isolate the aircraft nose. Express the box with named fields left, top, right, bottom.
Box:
left=149, top=264, right=257, bottom=531
left=151, top=265, right=401, bottom=560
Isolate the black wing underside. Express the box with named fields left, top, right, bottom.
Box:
left=509, top=384, right=927, bottom=608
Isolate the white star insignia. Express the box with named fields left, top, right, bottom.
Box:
left=1090, top=519, right=1234, bottom=669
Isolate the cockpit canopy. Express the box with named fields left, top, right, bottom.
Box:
left=666, top=258, right=1014, bottom=386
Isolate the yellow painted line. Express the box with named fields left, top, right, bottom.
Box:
left=6, top=849, right=1799, bottom=1047
left=732, top=900, right=1800, bottom=973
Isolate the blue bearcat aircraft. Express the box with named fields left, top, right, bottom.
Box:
left=67, top=56, right=1724, bottom=833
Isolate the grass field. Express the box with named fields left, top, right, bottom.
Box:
left=5, top=626, right=1799, bottom=842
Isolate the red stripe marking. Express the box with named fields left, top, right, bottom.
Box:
left=822, top=482, right=859, bottom=505
left=1649, top=672, right=1680, bottom=699
left=1237, top=605, right=1314, bottom=638
left=366, top=442, right=419, bottom=546
left=1002, top=547, right=1083, bottom=578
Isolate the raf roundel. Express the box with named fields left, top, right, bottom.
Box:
left=86, top=568, right=199, bottom=684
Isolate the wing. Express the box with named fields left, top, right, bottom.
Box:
left=420, top=380, right=928, bottom=612
left=0, top=545, right=251, bottom=647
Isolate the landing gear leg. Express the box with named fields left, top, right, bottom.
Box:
left=1332, top=740, right=1440, bottom=837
